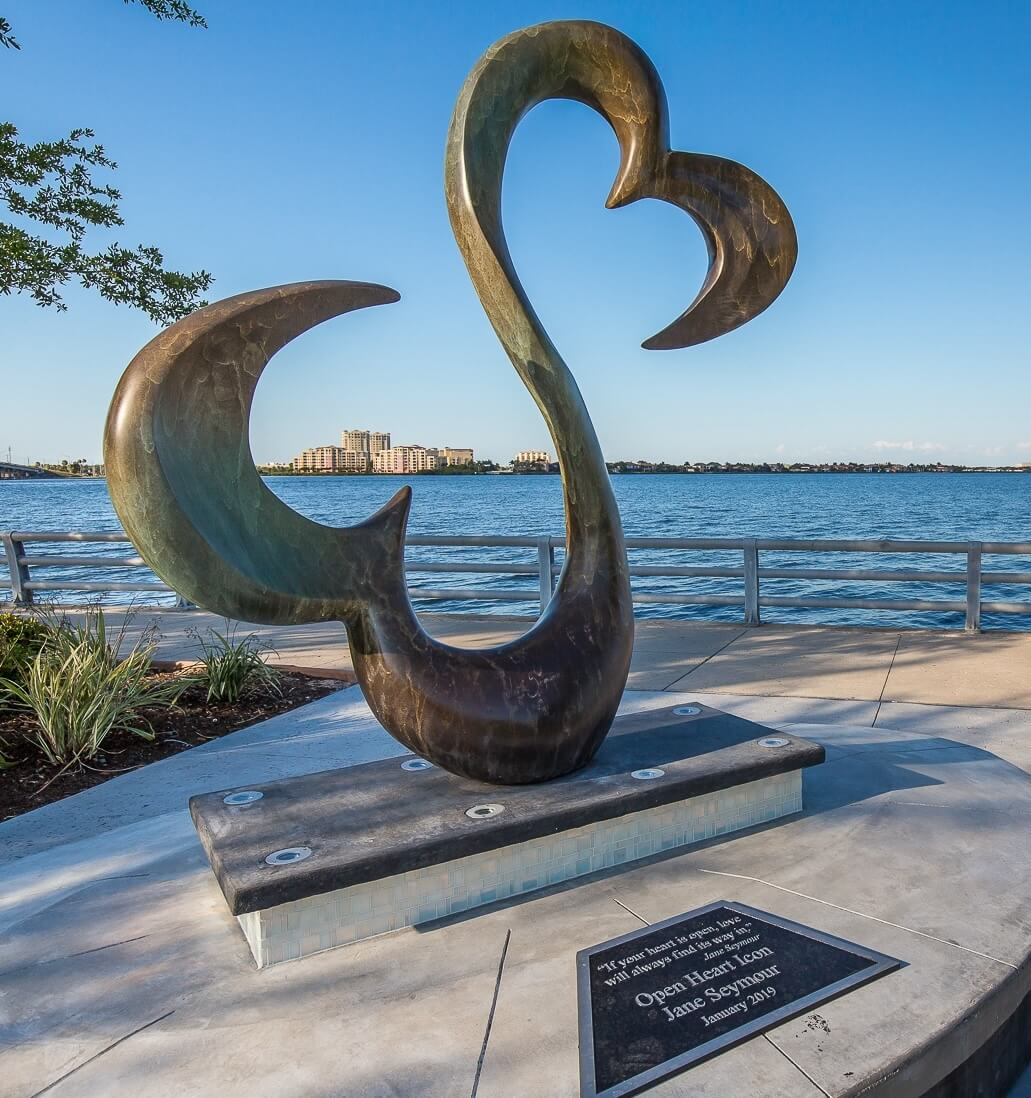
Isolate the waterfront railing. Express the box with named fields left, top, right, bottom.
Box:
left=5, top=530, right=1031, bottom=632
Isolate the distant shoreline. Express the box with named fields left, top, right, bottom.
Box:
left=249, top=467, right=1031, bottom=477
left=255, top=465, right=1031, bottom=477
left=6, top=467, right=1031, bottom=486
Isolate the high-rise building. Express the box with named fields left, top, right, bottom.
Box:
left=372, top=445, right=438, bottom=473
left=340, top=429, right=391, bottom=454
left=340, top=429, right=370, bottom=452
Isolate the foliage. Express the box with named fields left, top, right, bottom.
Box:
left=0, top=611, right=51, bottom=710
left=0, top=17, right=17, bottom=50
left=0, top=607, right=187, bottom=766
left=0, top=611, right=50, bottom=680
left=0, top=2, right=211, bottom=323
left=193, top=625, right=281, bottom=704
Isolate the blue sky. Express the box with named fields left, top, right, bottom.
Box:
left=2, top=0, right=1029, bottom=465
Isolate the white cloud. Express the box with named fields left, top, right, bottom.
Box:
left=871, top=440, right=946, bottom=453
left=1017, top=442, right=1031, bottom=451
left=774, top=443, right=785, bottom=454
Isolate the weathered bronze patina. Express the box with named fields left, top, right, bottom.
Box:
left=104, top=21, right=796, bottom=784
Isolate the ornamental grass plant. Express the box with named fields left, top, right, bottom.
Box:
left=0, top=611, right=51, bottom=709
left=193, top=623, right=281, bottom=704
left=0, top=606, right=187, bottom=767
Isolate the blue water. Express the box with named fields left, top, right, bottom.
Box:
left=2, top=473, right=1030, bottom=630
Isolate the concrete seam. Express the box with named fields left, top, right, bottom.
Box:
left=877, top=696, right=1031, bottom=716
left=470, top=928, right=511, bottom=1097
left=2, top=935, right=151, bottom=977
left=873, top=635, right=903, bottom=726
left=696, top=869, right=1018, bottom=970
left=762, top=1033, right=832, bottom=1096
left=29, top=1010, right=175, bottom=1096
left=611, top=896, right=650, bottom=925
left=661, top=628, right=752, bottom=691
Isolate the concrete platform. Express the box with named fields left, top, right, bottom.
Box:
left=4, top=685, right=1031, bottom=1096
left=190, top=703, right=821, bottom=965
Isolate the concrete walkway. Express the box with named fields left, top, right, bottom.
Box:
left=4, top=686, right=1031, bottom=1096
left=5, top=611, right=1031, bottom=1095
left=96, top=607, right=1031, bottom=712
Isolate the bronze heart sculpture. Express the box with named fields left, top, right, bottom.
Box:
left=103, top=21, right=796, bottom=784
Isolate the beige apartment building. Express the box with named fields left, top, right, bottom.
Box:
left=440, top=447, right=474, bottom=466
left=291, top=434, right=472, bottom=474
left=341, top=429, right=391, bottom=454
left=514, top=450, right=550, bottom=464
left=372, top=445, right=439, bottom=473
left=292, top=446, right=369, bottom=473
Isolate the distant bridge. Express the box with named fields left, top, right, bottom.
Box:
left=0, top=461, right=60, bottom=480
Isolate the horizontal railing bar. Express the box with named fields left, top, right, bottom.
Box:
left=13, top=530, right=1031, bottom=555
left=17, top=555, right=1031, bottom=587
left=759, top=595, right=968, bottom=612
left=19, top=555, right=147, bottom=568
left=980, top=601, right=1031, bottom=615
left=23, top=581, right=172, bottom=593
left=10, top=532, right=132, bottom=543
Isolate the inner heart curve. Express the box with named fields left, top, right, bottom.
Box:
left=104, top=20, right=797, bottom=784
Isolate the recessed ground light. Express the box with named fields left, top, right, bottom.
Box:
left=757, top=737, right=790, bottom=749
left=465, top=803, right=505, bottom=819
left=673, top=706, right=701, bottom=716
left=264, top=847, right=312, bottom=866
left=223, top=790, right=263, bottom=805
left=631, top=768, right=666, bottom=780
left=401, top=758, right=433, bottom=771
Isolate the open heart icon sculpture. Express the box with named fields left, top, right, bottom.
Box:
left=104, top=21, right=796, bottom=784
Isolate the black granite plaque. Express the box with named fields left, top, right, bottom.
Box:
left=577, top=901, right=903, bottom=1097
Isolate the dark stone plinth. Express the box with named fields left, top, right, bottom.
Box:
left=189, top=703, right=824, bottom=917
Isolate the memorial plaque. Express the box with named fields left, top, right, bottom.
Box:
left=577, top=901, right=902, bottom=1097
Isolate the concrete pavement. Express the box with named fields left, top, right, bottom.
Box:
left=84, top=607, right=1031, bottom=710
left=6, top=610, right=1031, bottom=1095
left=4, top=688, right=1031, bottom=1096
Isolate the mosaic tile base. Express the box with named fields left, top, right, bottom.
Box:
left=238, top=769, right=803, bottom=968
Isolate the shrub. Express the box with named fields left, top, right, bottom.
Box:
left=193, top=624, right=280, bottom=704
left=0, top=612, right=52, bottom=711
left=0, top=606, right=187, bottom=766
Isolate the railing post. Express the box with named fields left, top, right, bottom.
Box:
left=1, top=532, right=33, bottom=606
left=537, top=538, right=555, bottom=615
left=966, top=541, right=982, bottom=633
left=743, top=539, right=760, bottom=625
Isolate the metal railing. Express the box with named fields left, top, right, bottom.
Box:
left=4, top=530, right=1031, bottom=632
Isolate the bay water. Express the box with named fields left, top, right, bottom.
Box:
left=2, top=473, right=1030, bottom=630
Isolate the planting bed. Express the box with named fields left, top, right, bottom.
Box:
left=0, top=671, right=345, bottom=821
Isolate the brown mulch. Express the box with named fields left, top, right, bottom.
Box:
left=0, top=670, right=347, bottom=822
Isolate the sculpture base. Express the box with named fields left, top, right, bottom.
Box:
left=189, top=702, right=824, bottom=968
